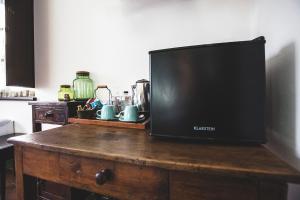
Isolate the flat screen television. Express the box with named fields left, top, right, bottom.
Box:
left=150, top=37, right=266, bottom=143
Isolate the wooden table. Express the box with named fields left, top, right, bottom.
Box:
left=8, top=124, right=300, bottom=200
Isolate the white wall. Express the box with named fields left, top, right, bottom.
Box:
left=34, top=0, right=255, bottom=100
left=252, top=0, right=300, bottom=199
left=254, top=0, right=300, bottom=156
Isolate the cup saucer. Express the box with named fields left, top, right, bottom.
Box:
left=118, top=118, right=144, bottom=123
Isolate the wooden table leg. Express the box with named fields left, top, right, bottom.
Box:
left=0, top=160, right=6, bottom=200
left=32, top=123, right=41, bottom=133
left=14, top=145, right=24, bottom=200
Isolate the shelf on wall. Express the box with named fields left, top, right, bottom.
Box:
left=0, top=97, right=37, bottom=101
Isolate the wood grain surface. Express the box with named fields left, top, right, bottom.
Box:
left=8, top=124, right=300, bottom=183
left=68, top=117, right=150, bottom=130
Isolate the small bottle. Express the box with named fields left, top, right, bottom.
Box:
left=123, top=91, right=131, bottom=106
left=112, top=96, right=122, bottom=114
left=121, top=91, right=132, bottom=110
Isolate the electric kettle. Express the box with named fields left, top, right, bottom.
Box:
left=132, top=79, right=150, bottom=115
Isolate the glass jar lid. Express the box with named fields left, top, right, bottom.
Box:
left=60, top=84, right=71, bottom=88
left=76, top=71, right=90, bottom=76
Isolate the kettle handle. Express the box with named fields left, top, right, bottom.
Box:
left=96, top=85, right=108, bottom=89
left=145, top=82, right=150, bottom=102
left=94, top=85, right=112, bottom=105
left=131, top=84, right=136, bottom=105
left=94, top=85, right=108, bottom=97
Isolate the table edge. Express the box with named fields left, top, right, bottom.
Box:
left=8, top=137, right=300, bottom=184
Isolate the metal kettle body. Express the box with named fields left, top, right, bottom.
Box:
left=132, top=79, right=150, bottom=114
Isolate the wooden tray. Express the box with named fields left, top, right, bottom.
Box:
left=68, top=117, right=150, bottom=130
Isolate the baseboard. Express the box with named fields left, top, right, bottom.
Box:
left=265, top=128, right=300, bottom=171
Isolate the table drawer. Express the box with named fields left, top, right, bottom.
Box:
left=59, top=154, right=168, bottom=200
left=23, top=147, right=168, bottom=200
left=34, top=106, right=66, bottom=124
left=170, top=171, right=258, bottom=200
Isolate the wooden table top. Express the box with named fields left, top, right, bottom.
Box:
left=8, top=124, right=300, bottom=183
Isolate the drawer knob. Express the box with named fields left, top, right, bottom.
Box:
left=44, top=111, right=54, bottom=118
left=95, top=169, right=112, bottom=185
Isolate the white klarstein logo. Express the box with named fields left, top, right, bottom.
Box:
left=193, top=126, right=216, bottom=132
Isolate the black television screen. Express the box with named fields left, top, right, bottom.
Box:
left=150, top=37, right=266, bottom=143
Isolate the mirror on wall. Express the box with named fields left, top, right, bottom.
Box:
left=0, top=0, right=34, bottom=88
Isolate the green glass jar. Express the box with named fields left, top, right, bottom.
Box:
left=58, top=85, right=74, bottom=101
left=73, top=71, right=94, bottom=100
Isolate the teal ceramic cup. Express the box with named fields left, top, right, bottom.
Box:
left=96, top=105, right=116, bottom=120
left=119, top=105, right=139, bottom=122
left=90, top=99, right=103, bottom=110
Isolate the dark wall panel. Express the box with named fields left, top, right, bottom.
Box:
left=5, top=0, right=35, bottom=88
